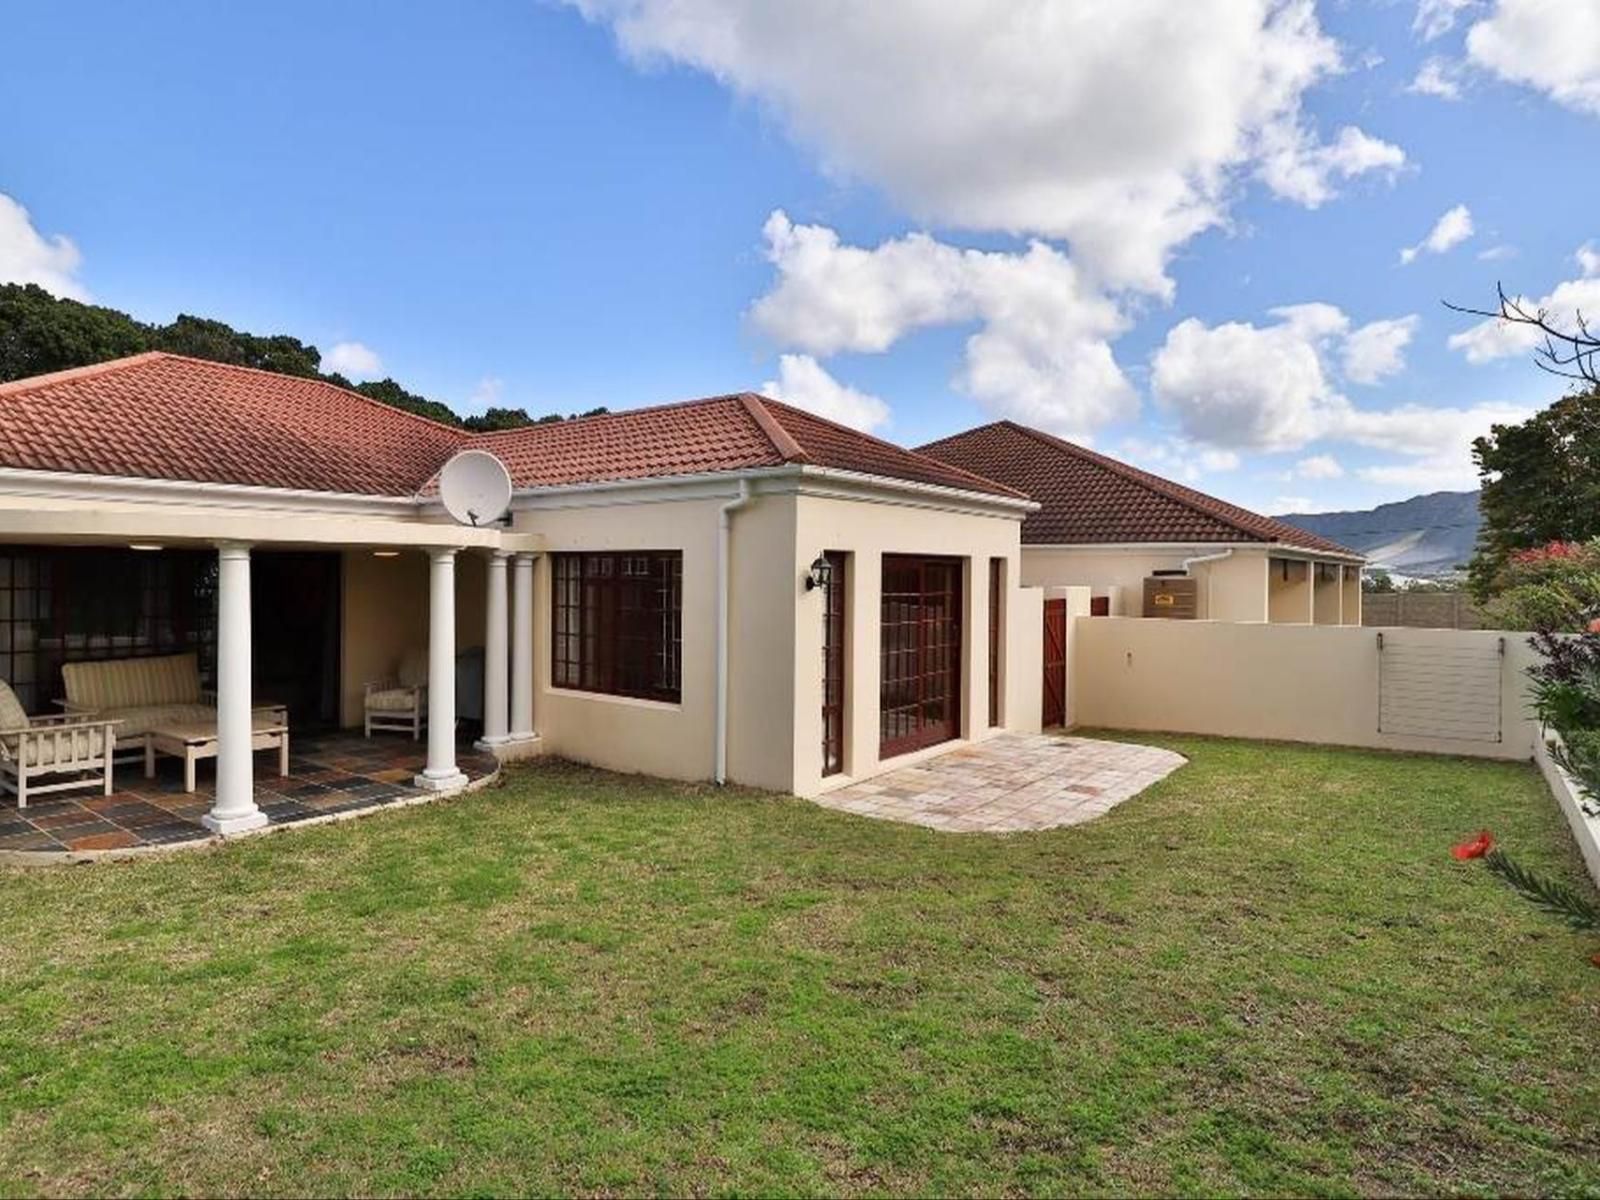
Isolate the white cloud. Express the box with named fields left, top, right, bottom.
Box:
left=1448, top=242, right=1600, bottom=363
left=1274, top=494, right=1315, bottom=512
left=1467, top=0, right=1600, bottom=116
left=1408, top=56, right=1467, bottom=99
left=0, top=193, right=88, bottom=300
left=1297, top=454, right=1345, bottom=479
left=761, top=353, right=890, bottom=433
left=1151, top=302, right=1521, bottom=485
left=752, top=212, right=1137, bottom=438
left=1399, top=204, right=1474, bottom=264
left=1415, top=0, right=1476, bottom=41
left=570, top=0, right=1404, bottom=296
left=466, top=376, right=505, bottom=412
left=325, top=341, right=384, bottom=379
left=1342, top=315, right=1420, bottom=384
left=1478, top=243, right=1518, bottom=261
left=1118, top=437, right=1239, bottom=483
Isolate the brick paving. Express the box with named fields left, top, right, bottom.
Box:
left=813, top=732, right=1185, bottom=833
left=0, top=733, right=498, bottom=857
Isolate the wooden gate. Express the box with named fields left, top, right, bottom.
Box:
left=1043, top=598, right=1066, bottom=727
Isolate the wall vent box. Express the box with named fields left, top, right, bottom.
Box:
left=1143, top=576, right=1198, bottom=619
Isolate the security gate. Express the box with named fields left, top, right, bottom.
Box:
left=1377, top=631, right=1504, bottom=744
left=880, top=555, right=962, bottom=757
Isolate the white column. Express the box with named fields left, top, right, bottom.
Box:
left=203, top=542, right=267, bottom=835
left=509, top=552, right=536, bottom=742
left=415, top=547, right=468, bottom=791
left=476, top=550, right=510, bottom=749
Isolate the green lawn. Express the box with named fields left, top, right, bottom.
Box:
left=1, top=736, right=1597, bottom=1198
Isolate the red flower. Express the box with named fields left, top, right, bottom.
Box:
left=1587, top=618, right=1600, bottom=634
left=1452, top=831, right=1495, bottom=860
left=1591, top=952, right=1600, bottom=970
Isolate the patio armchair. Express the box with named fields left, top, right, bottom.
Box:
left=364, top=648, right=428, bottom=740
left=0, top=679, right=120, bottom=808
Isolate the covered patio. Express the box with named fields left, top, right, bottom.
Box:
left=0, top=733, right=501, bottom=856
left=0, top=491, right=544, bottom=843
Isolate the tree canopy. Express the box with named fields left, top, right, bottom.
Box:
left=1469, top=386, right=1600, bottom=599
left=0, top=283, right=606, bottom=431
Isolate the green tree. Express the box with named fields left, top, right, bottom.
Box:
left=1363, top=568, right=1396, bottom=593
left=0, top=283, right=152, bottom=379
left=1469, top=387, right=1600, bottom=599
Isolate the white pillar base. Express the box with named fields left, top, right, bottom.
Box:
left=473, top=734, right=511, bottom=751
left=201, top=809, right=269, bottom=836
left=413, top=768, right=469, bottom=792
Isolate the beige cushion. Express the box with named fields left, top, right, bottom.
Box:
left=396, top=649, right=428, bottom=689
left=0, top=680, right=29, bottom=732
left=99, top=702, right=218, bottom=740
left=62, top=653, right=202, bottom=711
left=366, top=686, right=420, bottom=713
left=5, top=725, right=109, bottom=767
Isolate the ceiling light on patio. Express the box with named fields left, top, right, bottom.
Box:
left=372, top=550, right=400, bottom=558
left=128, top=542, right=163, bottom=551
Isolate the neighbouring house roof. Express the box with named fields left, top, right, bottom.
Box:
left=917, top=420, right=1362, bottom=558
left=0, top=353, right=1024, bottom=502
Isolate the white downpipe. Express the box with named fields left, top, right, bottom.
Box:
left=715, top=480, right=755, bottom=784
left=1181, top=547, right=1233, bottom=622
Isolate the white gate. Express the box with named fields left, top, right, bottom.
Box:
left=1377, top=630, right=1505, bottom=744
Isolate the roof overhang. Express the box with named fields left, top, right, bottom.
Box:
left=1023, top=539, right=1366, bottom=565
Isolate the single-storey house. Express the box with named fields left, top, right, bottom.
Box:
left=0, top=352, right=1046, bottom=826
left=0, top=353, right=1362, bottom=831
left=918, top=421, right=1364, bottom=625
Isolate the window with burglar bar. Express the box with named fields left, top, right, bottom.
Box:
left=551, top=551, right=683, bottom=702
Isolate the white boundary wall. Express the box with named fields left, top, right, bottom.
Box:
left=1073, top=618, right=1539, bottom=761
left=1533, top=731, right=1600, bottom=889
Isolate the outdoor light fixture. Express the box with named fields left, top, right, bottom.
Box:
left=804, top=554, right=832, bottom=591
left=128, top=542, right=163, bottom=551
left=372, top=550, right=400, bottom=558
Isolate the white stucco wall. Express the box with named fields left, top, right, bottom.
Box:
left=1021, top=545, right=1271, bottom=622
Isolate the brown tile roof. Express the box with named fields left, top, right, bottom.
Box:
left=0, top=352, right=466, bottom=496
left=470, top=393, right=1025, bottom=496
left=917, top=421, right=1361, bottom=557
left=0, top=353, right=1024, bottom=501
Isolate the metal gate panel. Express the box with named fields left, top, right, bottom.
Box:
left=1377, top=632, right=1504, bottom=743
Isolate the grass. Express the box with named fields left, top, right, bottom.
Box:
left=1, top=734, right=1598, bottom=1198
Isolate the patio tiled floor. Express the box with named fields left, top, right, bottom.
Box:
left=812, top=732, right=1185, bottom=833
left=0, top=733, right=498, bottom=857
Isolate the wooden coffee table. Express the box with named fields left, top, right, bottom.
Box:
left=145, top=708, right=290, bottom=793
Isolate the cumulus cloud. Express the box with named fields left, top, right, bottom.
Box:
left=1342, top=316, right=1420, bottom=384
left=1118, top=437, right=1240, bottom=483
left=752, top=212, right=1137, bottom=439
left=1448, top=242, right=1600, bottom=363
left=570, top=0, right=1404, bottom=296
left=1414, top=0, right=1476, bottom=41
left=1296, top=453, right=1345, bottom=479
left=1151, top=302, right=1519, bottom=485
left=325, top=341, right=384, bottom=379
left=761, top=353, right=891, bottom=433
left=0, top=193, right=88, bottom=300
left=1466, top=0, right=1600, bottom=116
left=1408, top=56, right=1467, bottom=99
left=1399, top=204, right=1474, bottom=264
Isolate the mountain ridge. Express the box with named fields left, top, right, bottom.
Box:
left=1272, top=490, right=1481, bottom=577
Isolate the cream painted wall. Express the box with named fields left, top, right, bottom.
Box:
left=792, top=493, right=1038, bottom=798
left=1313, top=565, right=1341, bottom=625
left=1073, top=617, right=1537, bottom=760
left=1267, top=558, right=1313, bottom=623
left=1021, top=546, right=1271, bottom=622
left=1342, top=568, right=1361, bottom=624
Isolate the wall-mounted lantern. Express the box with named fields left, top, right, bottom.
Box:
left=804, top=554, right=833, bottom=592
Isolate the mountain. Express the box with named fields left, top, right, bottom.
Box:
left=1272, top=490, right=1482, bottom=577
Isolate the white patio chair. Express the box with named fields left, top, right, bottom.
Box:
left=0, top=680, right=121, bottom=809
left=364, top=648, right=427, bottom=740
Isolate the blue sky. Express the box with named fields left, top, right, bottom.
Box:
left=3, top=0, right=1597, bottom=514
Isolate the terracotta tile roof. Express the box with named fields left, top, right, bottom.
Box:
left=0, top=353, right=1024, bottom=501
left=917, top=421, right=1361, bottom=557
left=461, top=392, right=1026, bottom=498
left=0, top=352, right=466, bottom=496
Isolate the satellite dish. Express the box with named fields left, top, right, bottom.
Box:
left=438, top=450, right=512, bottom=527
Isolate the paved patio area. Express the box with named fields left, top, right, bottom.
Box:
left=813, top=732, right=1185, bottom=833
left=0, top=733, right=499, bottom=858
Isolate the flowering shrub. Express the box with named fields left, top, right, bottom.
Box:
left=1481, top=538, right=1600, bottom=631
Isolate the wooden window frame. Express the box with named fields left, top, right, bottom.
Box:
left=821, top=551, right=847, bottom=777
left=988, top=557, right=1003, bottom=728
left=551, top=551, right=683, bottom=703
